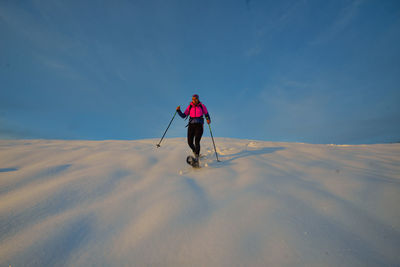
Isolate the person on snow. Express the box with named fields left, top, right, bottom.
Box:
left=176, top=94, right=211, bottom=159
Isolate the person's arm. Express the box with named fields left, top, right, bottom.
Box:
left=205, top=113, right=211, bottom=124
left=202, top=104, right=211, bottom=124
left=176, top=105, right=189, bottom=118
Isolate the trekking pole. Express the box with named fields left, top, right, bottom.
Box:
left=156, top=111, right=177, bottom=148
left=208, top=124, right=221, bottom=162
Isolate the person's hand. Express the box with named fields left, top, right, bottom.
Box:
left=176, top=106, right=180, bottom=111
left=207, top=119, right=211, bottom=124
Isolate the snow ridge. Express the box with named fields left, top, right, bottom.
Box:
left=0, top=138, right=399, bottom=266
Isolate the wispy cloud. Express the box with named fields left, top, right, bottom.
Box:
left=310, top=0, right=364, bottom=45
left=245, top=44, right=262, bottom=57
left=244, top=0, right=308, bottom=57
left=0, top=2, right=67, bottom=50
left=0, top=1, right=88, bottom=80
left=259, top=79, right=327, bottom=120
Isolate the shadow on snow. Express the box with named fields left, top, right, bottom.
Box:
left=215, top=147, right=286, bottom=165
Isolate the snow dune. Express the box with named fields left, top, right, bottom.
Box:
left=0, top=138, right=399, bottom=266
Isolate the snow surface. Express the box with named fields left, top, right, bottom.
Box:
left=0, top=138, right=400, bottom=266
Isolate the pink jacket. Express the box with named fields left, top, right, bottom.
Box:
left=177, top=102, right=210, bottom=124
left=184, top=102, right=208, bottom=118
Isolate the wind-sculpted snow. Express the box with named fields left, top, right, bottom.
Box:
left=0, top=138, right=399, bottom=266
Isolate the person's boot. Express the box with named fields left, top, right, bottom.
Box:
left=194, top=153, right=200, bottom=167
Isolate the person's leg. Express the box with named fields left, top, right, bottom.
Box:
left=194, top=124, right=204, bottom=157
left=187, top=124, right=196, bottom=153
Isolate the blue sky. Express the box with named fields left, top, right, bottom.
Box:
left=1, top=0, right=399, bottom=144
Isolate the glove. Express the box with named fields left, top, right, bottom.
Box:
left=176, top=106, right=180, bottom=111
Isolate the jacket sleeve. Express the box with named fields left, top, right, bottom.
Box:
left=177, top=109, right=186, bottom=118
left=202, top=104, right=211, bottom=121
left=178, top=105, right=190, bottom=118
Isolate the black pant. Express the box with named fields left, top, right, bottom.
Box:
left=187, top=123, right=203, bottom=156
